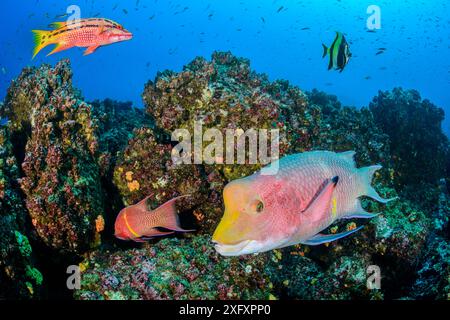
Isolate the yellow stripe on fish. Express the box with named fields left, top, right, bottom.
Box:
left=123, top=211, right=141, bottom=238
left=331, top=197, right=337, bottom=219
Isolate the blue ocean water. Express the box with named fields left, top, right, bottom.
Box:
left=1, top=0, right=449, bottom=132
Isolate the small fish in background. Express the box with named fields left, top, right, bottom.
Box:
left=114, top=195, right=193, bottom=242
left=32, top=18, right=132, bottom=58
left=376, top=48, right=386, bottom=55
left=54, top=13, right=68, bottom=19
left=1, top=66, right=6, bottom=75
left=277, top=6, right=284, bottom=13
left=212, top=151, right=396, bottom=256
left=322, top=31, right=352, bottom=72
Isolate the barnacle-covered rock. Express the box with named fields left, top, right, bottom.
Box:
left=2, top=60, right=105, bottom=254
left=0, top=127, right=42, bottom=299
left=369, top=88, right=450, bottom=189
left=74, top=235, right=272, bottom=300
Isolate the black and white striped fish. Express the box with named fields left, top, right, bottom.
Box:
left=322, top=32, right=352, bottom=72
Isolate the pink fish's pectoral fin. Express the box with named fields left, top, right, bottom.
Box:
left=84, top=45, right=100, bottom=56
left=301, top=176, right=339, bottom=223
left=342, top=212, right=380, bottom=219
left=301, top=225, right=364, bottom=245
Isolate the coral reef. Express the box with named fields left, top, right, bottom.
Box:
left=0, top=53, right=449, bottom=300
left=113, top=127, right=208, bottom=218
left=2, top=60, right=105, bottom=254
left=74, top=235, right=271, bottom=300
left=408, top=182, right=450, bottom=299
left=0, top=127, right=42, bottom=299
left=307, top=89, right=391, bottom=169
left=369, top=88, right=450, bottom=190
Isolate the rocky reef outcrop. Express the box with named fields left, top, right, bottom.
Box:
left=0, top=127, right=42, bottom=299
left=75, top=235, right=270, bottom=300
left=2, top=61, right=104, bottom=254
left=369, top=88, right=449, bottom=190
left=0, top=52, right=448, bottom=300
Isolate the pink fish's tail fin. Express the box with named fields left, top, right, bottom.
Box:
left=153, top=195, right=194, bottom=232
left=357, top=165, right=397, bottom=204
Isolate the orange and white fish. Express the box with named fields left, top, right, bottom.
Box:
left=32, top=18, right=132, bottom=59
left=212, top=151, right=396, bottom=256
left=114, top=195, right=193, bottom=242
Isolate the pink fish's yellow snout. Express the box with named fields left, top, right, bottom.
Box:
left=212, top=180, right=257, bottom=245
left=212, top=210, right=242, bottom=245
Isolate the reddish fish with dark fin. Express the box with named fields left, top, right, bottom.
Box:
left=114, top=195, right=193, bottom=242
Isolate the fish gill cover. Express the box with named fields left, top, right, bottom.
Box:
left=0, top=1, right=448, bottom=302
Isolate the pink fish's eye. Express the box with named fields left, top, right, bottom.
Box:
left=250, top=199, right=264, bottom=213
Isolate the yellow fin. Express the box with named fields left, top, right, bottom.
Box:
left=32, top=30, right=51, bottom=59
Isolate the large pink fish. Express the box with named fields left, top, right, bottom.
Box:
left=212, top=151, right=396, bottom=256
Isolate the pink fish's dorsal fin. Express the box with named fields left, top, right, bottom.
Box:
left=151, top=195, right=194, bottom=232
left=339, top=150, right=356, bottom=166
left=135, top=195, right=152, bottom=211
left=301, top=176, right=339, bottom=223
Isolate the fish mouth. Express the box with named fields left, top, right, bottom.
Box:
left=213, top=240, right=258, bottom=256
left=114, top=32, right=133, bottom=42
left=213, top=237, right=290, bottom=256
left=121, top=34, right=133, bottom=41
